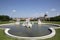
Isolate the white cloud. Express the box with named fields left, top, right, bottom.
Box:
left=46, top=11, right=48, bottom=13
left=50, top=8, right=56, bottom=11
left=12, top=9, right=16, bottom=12
left=56, top=12, right=60, bottom=16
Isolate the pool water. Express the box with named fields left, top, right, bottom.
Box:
left=8, top=24, right=51, bottom=37
left=0, top=24, right=57, bottom=37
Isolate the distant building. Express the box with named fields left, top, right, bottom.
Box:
left=44, top=13, right=48, bottom=19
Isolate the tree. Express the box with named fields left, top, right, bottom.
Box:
left=0, top=15, right=12, bottom=21
left=50, top=15, right=60, bottom=21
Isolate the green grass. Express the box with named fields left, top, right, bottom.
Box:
left=0, top=29, right=26, bottom=40
left=42, top=21, right=60, bottom=24
left=39, top=21, right=60, bottom=40
left=43, top=29, right=60, bottom=40
left=0, top=29, right=15, bottom=40
left=0, top=21, right=12, bottom=24
left=0, top=21, right=60, bottom=40
left=0, top=21, right=25, bottom=40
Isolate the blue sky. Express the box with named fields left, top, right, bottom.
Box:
left=0, top=0, right=60, bottom=18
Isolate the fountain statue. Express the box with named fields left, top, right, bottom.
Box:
left=22, top=18, right=32, bottom=28
left=15, top=18, right=20, bottom=25
left=38, top=19, right=41, bottom=24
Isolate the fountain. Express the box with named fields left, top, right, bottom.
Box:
left=38, top=19, right=42, bottom=24
left=22, top=18, right=32, bottom=28
left=3, top=18, right=57, bottom=40
left=15, top=18, right=20, bottom=25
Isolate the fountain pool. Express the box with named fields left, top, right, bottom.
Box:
left=0, top=23, right=57, bottom=37
left=8, top=24, right=51, bottom=37
left=0, top=22, right=59, bottom=40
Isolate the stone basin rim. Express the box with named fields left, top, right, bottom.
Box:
left=3, top=23, right=58, bottom=39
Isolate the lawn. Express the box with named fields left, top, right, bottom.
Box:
left=0, top=29, right=25, bottom=40
left=0, top=21, right=25, bottom=40
left=43, top=29, right=60, bottom=40
left=42, top=21, right=60, bottom=24
left=0, top=29, right=15, bottom=40
left=39, top=21, right=60, bottom=40
left=0, top=21, right=60, bottom=40
left=0, top=21, right=14, bottom=24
